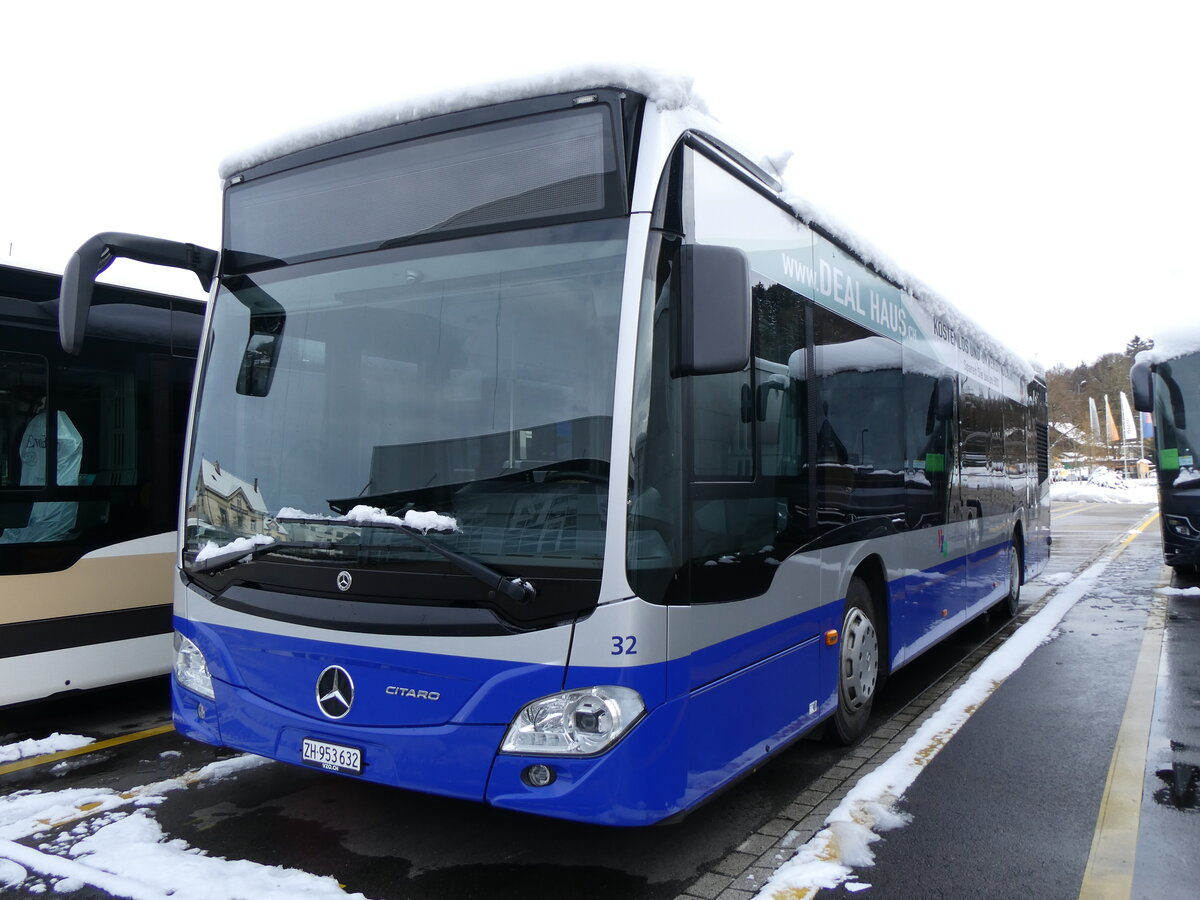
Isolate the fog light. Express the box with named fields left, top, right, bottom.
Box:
left=523, top=764, right=556, bottom=787
left=1166, top=515, right=1199, bottom=538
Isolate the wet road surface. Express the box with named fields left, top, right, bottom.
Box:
left=814, top=501, right=1200, bottom=899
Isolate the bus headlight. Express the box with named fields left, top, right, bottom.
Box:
left=500, top=686, right=644, bottom=756
left=173, top=632, right=215, bottom=700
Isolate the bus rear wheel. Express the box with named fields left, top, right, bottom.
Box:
left=827, top=576, right=880, bottom=745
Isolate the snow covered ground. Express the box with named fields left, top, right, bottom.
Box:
left=0, top=754, right=368, bottom=899
left=0, top=734, right=93, bottom=765
left=1049, top=476, right=1158, bottom=505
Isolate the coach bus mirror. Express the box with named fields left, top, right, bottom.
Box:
left=60, top=232, right=218, bottom=355
left=678, top=243, right=751, bottom=377
left=935, top=376, right=956, bottom=421
left=1130, top=360, right=1153, bottom=413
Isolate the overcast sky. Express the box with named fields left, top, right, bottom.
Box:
left=3, top=1, right=1196, bottom=369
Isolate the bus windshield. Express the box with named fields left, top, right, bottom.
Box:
left=183, top=220, right=627, bottom=580
left=1154, top=353, right=1200, bottom=489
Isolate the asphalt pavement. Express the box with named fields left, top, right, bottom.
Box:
left=751, top=501, right=1200, bottom=900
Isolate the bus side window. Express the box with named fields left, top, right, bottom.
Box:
left=902, top=348, right=954, bottom=530
left=811, top=306, right=904, bottom=533
left=684, top=150, right=814, bottom=602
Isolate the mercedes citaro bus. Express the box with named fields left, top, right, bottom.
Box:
left=58, top=68, right=1049, bottom=824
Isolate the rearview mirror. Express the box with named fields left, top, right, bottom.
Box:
left=677, top=243, right=751, bottom=377
left=234, top=285, right=287, bottom=397
left=1129, top=360, right=1153, bottom=413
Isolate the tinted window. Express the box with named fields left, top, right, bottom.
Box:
left=0, top=336, right=193, bottom=572
left=226, top=106, right=622, bottom=269
left=683, top=153, right=814, bottom=602
left=812, top=306, right=904, bottom=530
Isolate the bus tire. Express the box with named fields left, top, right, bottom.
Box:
left=995, top=534, right=1022, bottom=619
left=827, top=576, right=880, bottom=745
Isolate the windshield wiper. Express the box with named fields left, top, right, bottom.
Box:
left=277, top=515, right=537, bottom=606
left=187, top=539, right=338, bottom=576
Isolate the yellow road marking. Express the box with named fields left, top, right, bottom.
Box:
left=1115, top=511, right=1160, bottom=556
left=1078, top=515, right=1165, bottom=900
left=0, top=723, right=175, bottom=777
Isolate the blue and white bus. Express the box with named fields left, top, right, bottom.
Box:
left=59, top=69, right=1049, bottom=824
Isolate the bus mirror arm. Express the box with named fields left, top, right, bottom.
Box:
left=1130, top=360, right=1153, bottom=413
left=60, top=232, right=218, bottom=355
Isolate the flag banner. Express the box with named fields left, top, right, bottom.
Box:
left=1104, top=395, right=1119, bottom=443
left=1119, top=392, right=1137, bottom=440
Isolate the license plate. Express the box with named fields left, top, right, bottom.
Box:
left=301, top=737, right=362, bottom=775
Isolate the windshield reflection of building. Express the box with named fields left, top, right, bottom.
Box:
left=188, top=459, right=284, bottom=544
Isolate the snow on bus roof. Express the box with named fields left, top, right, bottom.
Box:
left=1136, top=322, right=1200, bottom=366
left=219, top=64, right=1036, bottom=380
left=217, top=64, right=705, bottom=179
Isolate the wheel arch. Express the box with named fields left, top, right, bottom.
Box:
left=848, top=553, right=891, bottom=679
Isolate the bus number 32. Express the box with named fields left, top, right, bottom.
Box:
left=611, top=635, right=638, bottom=655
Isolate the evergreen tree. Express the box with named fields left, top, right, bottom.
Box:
left=1125, top=335, right=1154, bottom=357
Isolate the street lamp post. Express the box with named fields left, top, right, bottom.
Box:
left=1076, top=379, right=1089, bottom=472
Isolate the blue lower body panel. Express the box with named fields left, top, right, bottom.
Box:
left=172, top=673, right=508, bottom=802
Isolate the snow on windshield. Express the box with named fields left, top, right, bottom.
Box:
left=277, top=506, right=458, bottom=533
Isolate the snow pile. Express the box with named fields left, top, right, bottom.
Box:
left=753, top=545, right=1119, bottom=898
left=1049, top=479, right=1158, bottom=504
left=1157, top=586, right=1200, bottom=597
left=1087, top=468, right=1128, bottom=489
left=341, top=505, right=457, bottom=533
left=194, top=533, right=274, bottom=564
left=0, top=734, right=94, bottom=764
left=0, top=753, right=370, bottom=898
left=277, top=506, right=458, bottom=533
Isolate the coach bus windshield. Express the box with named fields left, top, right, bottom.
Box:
left=1154, top=353, right=1200, bottom=489
left=183, top=220, right=626, bottom=586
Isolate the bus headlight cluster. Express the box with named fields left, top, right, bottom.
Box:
left=501, top=686, right=644, bottom=756
left=173, top=632, right=215, bottom=700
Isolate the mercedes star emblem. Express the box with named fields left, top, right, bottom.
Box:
left=336, top=570, right=353, bottom=592
left=316, top=665, right=355, bottom=719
